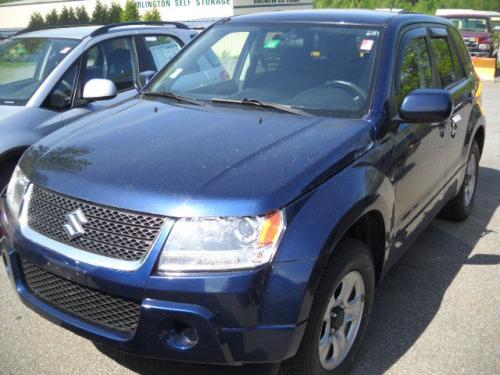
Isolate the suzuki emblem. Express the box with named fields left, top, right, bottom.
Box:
left=63, top=208, right=88, bottom=240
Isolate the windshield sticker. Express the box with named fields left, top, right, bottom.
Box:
left=360, top=39, right=374, bottom=52
left=264, top=39, right=281, bottom=49
left=310, top=50, right=321, bottom=58
left=145, top=36, right=157, bottom=42
left=170, top=68, right=183, bottom=79
left=59, top=47, right=71, bottom=54
left=366, top=30, right=379, bottom=36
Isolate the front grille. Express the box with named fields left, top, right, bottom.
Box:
left=21, top=258, right=141, bottom=333
left=464, top=38, right=479, bottom=49
left=27, top=185, right=165, bottom=261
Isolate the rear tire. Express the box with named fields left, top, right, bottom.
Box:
left=440, top=141, right=480, bottom=222
left=280, top=238, right=375, bottom=375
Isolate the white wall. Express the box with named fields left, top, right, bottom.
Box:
left=0, top=0, right=233, bottom=28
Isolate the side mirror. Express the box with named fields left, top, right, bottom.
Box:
left=138, top=70, right=157, bottom=88
left=82, top=79, right=117, bottom=101
left=400, top=89, right=453, bottom=123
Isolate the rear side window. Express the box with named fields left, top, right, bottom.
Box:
left=82, top=37, right=137, bottom=91
left=430, top=37, right=463, bottom=88
left=397, top=37, right=433, bottom=105
left=140, top=35, right=182, bottom=71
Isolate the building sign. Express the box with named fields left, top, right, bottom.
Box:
left=233, top=0, right=312, bottom=15
left=135, top=0, right=233, bottom=20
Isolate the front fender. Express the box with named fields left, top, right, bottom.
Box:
left=277, top=157, right=393, bottom=263
left=269, top=149, right=394, bottom=325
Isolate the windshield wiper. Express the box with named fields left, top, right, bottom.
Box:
left=144, top=91, right=203, bottom=106
left=211, top=97, right=309, bottom=116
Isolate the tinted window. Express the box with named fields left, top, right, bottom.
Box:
left=397, top=37, right=433, bottom=105
left=141, top=35, right=182, bottom=71
left=430, top=37, right=462, bottom=87
left=43, top=63, right=78, bottom=111
left=83, top=37, right=137, bottom=91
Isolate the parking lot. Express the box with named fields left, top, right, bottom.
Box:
left=0, top=81, right=499, bottom=375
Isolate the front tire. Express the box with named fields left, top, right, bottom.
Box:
left=440, top=141, right=480, bottom=221
left=281, top=238, right=375, bottom=375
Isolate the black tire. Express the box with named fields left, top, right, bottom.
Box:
left=440, top=141, right=480, bottom=222
left=280, top=238, right=375, bottom=375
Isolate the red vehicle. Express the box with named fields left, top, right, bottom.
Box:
left=442, top=14, right=499, bottom=58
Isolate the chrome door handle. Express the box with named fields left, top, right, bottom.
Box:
left=450, top=120, right=458, bottom=137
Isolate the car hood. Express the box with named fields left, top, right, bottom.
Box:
left=21, top=98, right=374, bottom=217
left=0, top=105, right=25, bottom=122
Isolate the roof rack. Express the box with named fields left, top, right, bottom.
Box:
left=90, top=21, right=189, bottom=37
left=15, top=24, right=96, bottom=36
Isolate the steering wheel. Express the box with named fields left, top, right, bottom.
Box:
left=322, top=80, right=366, bottom=102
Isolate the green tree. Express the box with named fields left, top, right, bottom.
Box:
left=121, top=0, right=141, bottom=22
left=67, top=7, right=78, bottom=24
left=108, top=2, right=123, bottom=23
left=92, top=0, right=109, bottom=24
left=59, top=6, right=74, bottom=24
left=314, top=0, right=500, bottom=13
left=75, top=6, right=90, bottom=24
left=28, top=12, right=45, bottom=28
left=143, top=8, right=161, bottom=21
left=45, top=9, right=59, bottom=25
left=59, top=6, right=68, bottom=24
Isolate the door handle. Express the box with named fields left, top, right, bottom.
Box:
left=450, top=120, right=458, bottom=137
left=450, top=114, right=461, bottom=138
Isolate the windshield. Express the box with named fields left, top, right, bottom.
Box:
left=0, top=37, right=79, bottom=105
left=148, top=24, right=381, bottom=117
left=449, top=17, right=489, bottom=32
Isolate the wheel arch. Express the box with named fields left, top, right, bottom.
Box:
left=0, top=146, right=29, bottom=165
left=473, top=125, right=485, bottom=158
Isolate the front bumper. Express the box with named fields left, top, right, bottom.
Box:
left=0, top=197, right=313, bottom=364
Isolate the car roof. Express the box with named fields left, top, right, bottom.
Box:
left=14, top=23, right=192, bottom=40
left=227, top=9, right=446, bottom=28
left=16, top=26, right=101, bottom=40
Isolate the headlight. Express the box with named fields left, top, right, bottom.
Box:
left=5, top=166, right=29, bottom=217
left=479, top=43, right=491, bottom=50
left=158, top=210, right=286, bottom=272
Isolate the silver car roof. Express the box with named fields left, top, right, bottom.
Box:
left=14, top=24, right=193, bottom=40
left=15, top=26, right=101, bottom=40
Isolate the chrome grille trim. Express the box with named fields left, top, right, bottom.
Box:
left=19, top=185, right=170, bottom=271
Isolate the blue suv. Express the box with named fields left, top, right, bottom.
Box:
left=0, top=10, right=485, bottom=374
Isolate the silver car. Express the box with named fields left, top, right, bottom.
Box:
left=0, top=22, right=195, bottom=189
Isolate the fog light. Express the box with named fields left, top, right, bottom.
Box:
left=164, top=322, right=199, bottom=350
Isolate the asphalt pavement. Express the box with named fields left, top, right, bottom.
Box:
left=0, top=83, right=499, bottom=375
